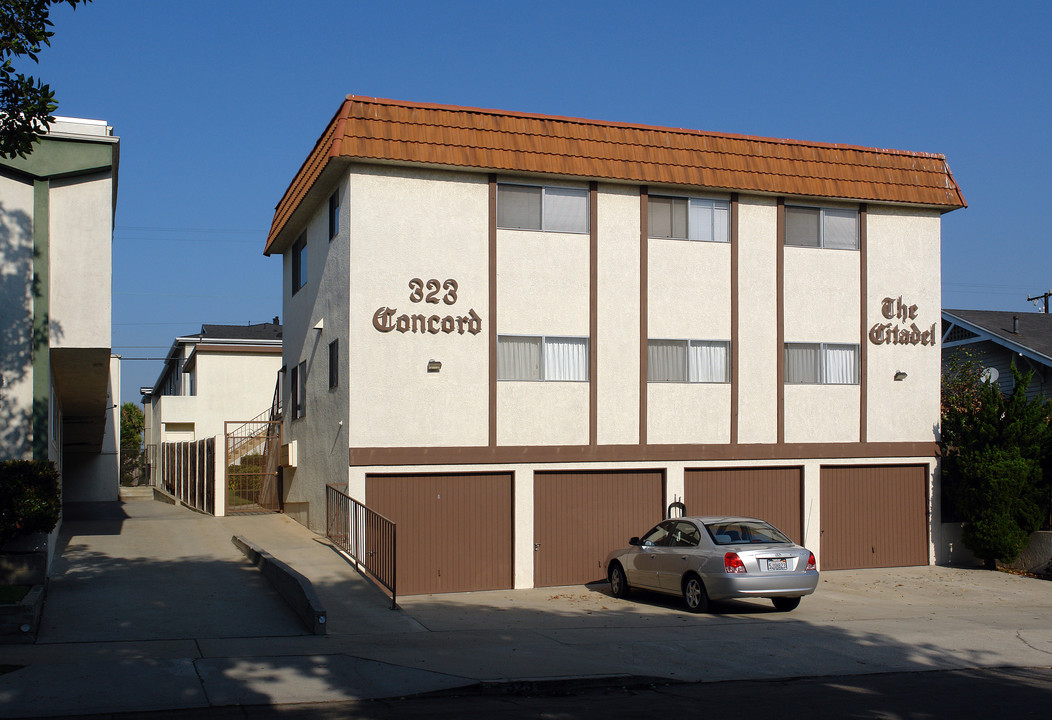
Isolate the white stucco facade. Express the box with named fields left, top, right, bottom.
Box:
left=266, top=98, right=965, bottom=593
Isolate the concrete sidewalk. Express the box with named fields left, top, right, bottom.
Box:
left=2, top=490, right=1051, bottom=718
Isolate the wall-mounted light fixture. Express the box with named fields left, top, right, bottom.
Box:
left=313, top=319, right=324, bottom=333
left=427, top=359, right=442, bottom=373
left=894, top=371, right=908, bottom=381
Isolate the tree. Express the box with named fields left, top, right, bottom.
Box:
left=941, top=356, right=1051, bottom=567
left=1, top=0, right=92, bottom=159
left=119, top=402, right=145, bottom=486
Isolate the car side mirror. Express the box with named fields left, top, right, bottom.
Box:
left=629, top=537, right=640, bottom=546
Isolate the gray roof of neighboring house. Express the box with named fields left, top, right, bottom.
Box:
left=942, top=309, right=1052, bottom=365
left=193, top=320, right=282, bottom=341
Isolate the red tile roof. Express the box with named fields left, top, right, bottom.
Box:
left=266, top=96, right=966, bottom=254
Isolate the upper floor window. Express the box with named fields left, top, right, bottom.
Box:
left=497, top=184, right=589, bottom=233
left=292, top=233, right=307, bottom=294
left=648, top=339, right=730, bottom=383
left=497, top=335, right=589, bottom=381
left=648, top=196, right=730, bottom=243
left=289, top=360, right=307, bottom=418
left=785, top=206, right=858, bottom=249
left=328, top=339, right=339, bottom=389
left=328, top=190, right=340, bottom=240
left=784, top=342, right=859, bottom=384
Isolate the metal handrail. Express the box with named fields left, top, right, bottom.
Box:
left=326, top=483, right=397, bottom=608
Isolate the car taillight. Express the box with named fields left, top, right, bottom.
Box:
left=724, top=552, right=747, bottom=574
left=805, top=552, right=816, bottom=571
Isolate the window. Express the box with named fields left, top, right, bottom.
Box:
left=328, top=339, right=338, bottom=389
left=785, top=206, right=858, bottom=249
left=328, top=190, right=340, bottom=240
left=292, top=233, right=307, bottom=293
left=784, top=343, right=859, bottom=384
left=648, top=196, right=730, bottom=243
left=497, top=335, right=589, bottom=381
left=289, top=360, right=307, bottom=418
left=497, top=184, right=589, bottom=233
left=647, top=340, right=730, bottom=383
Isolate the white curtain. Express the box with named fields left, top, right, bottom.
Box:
left=544, top=187, right=589, bottom=233
left=823, top=208, right=858, bottom=249
left=497, top=336, right=541, bottom=380
left=543, top=337, right=588, bottom=381
left=823, top=344, right=859, bottom=384
left=687, top=199, right=730, bottom=243
left=689, top=341, right=729, bottom=383
left=785, top=343, right=819, bottom=384
left=648, top=340, right=686, bottom=382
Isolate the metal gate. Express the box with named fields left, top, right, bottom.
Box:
left=225, top=415, right=282, bottom=513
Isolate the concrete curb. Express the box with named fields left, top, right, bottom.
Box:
left=231, top=535, right=327, bottom=635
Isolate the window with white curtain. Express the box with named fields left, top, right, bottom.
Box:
left=785, top=205, right=859, bottom=249
left=647, top=339, right=730, bottom=383
left=648, top=196, right=730, bottom=243
left=497, top=335, right=588, bottom=381
left=784, top=343, right=859, bottom=384
left=497, top=184, right=589, bottom=233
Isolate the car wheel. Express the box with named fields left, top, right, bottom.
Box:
left=609, top=563, right=630, bottom=599
left=772, top=596, right=801, bottom=612
left=682, top=573, right=709, bottom=613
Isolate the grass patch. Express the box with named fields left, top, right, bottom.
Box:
left=0, top=584, right=31, bottom=604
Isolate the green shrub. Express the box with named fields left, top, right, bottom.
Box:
left=0, top=460, right=61, bottom=547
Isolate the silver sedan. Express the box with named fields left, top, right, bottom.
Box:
left=605, top=516, right=819, bottom=613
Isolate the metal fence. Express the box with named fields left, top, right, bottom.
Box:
left=160, top=437, right=215, bottom=514
left=326, top=483, right=397, bottom=608
left=225, top=417, right=282, bottom=513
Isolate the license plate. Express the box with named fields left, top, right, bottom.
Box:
left=766, top=559, right=788, bottom=571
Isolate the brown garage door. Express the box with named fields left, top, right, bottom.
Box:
left=534, top=470, right=664, bottom=588
left=367, top=472, right=513, bottom=595
left=684, top=467, right=804, bottom=543
left=820, top=465, right=929, bottom=570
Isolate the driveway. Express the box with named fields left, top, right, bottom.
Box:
left=2, top=491, right=1051, bottom=718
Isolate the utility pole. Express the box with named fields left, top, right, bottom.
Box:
left=1027, top=290, right=1051, bottom=314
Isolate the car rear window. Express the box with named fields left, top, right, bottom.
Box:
left=705, top=520, right=791, bottom=545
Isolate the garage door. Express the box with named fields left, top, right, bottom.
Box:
left=366, top=472, right=513, bottom=595
left=820, top=465, right=929, bottom=570
left=534, top=470, right=664, bottom=588
left=684, top=467, right=804, bottom=543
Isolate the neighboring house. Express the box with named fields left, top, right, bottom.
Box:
left=0, top=117, right=120, bottom=569
left=264, top=96, right=966, bottom=594
left=142, top=320, right=283, bottom=465
left=942, top=309, right=1051, bottom=401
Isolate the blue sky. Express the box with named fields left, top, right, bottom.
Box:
left=31, top=0, right=1052, bottom=405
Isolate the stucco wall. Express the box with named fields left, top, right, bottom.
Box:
left=595, top=184, right=640, bottom=445
left=0, top=173, right=36, bottom=459
left=865, top=207, right=942, bottom=443
left=49, top=172, right=112, bottom=351
left=736, top=197, right=779, bottom=444
left=347, top=165, right=489, bottom=448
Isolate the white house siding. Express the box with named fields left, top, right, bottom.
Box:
left=49, top=172, right=112, bottom=351
left=866, top=207, right=942, bottom=443
left=736, top=197, right=779, bottom=444
left=279, top=168, right=949, bottom=573
left=0, top=173, right=36, bottom=459
left=595, top=184, right=640, bottom=446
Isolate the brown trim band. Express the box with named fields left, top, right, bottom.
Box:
left=589, top=181, right=599, bottom=447
left=639, top=186, right=648, bottom=446
left=859, top=203, right=868, bottom=443
left=350, top=441, right=939, bottom=467
left=730, top=192, right=739, bottom=445
left=776, top=197, right=786, bottom=444
left=488, top=174, right=498, bottom=447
